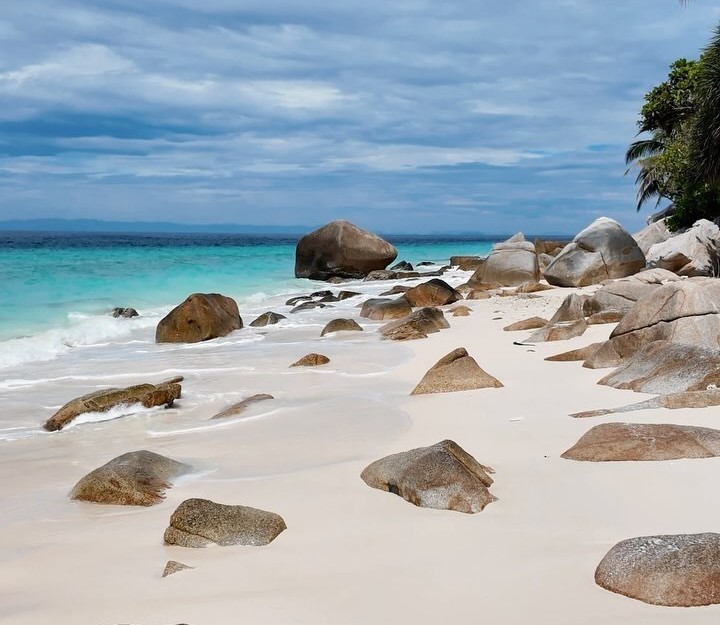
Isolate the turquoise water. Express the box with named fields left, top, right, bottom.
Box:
left=0, top=232, right=494, bottom=343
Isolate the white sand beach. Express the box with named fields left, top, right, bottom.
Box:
left=2, top=274, right=720, bottom=625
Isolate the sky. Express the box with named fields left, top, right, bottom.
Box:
left=1, top=1, right=719, bottom=235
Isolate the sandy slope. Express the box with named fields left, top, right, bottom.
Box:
left=2, top=286, right=720, bottom=625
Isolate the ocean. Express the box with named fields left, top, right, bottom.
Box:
left=0, top=231, right=495, bottom=441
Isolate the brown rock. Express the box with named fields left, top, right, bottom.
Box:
left=471, top=234, right=540, bottom=286
left=285, top=295, right=312, bottom=307
left=164, top=498, right=286, bottom=547
left=526, top=319, right=588, bottom=342
left=156, top=293, right=242, bottom=344
left=295, top=220, right=398, bottom=280
left=360, top=440, right=496, bottom=514
left=466, top=290, right=492, bottom=300
left=411, top=348, right=503, bottom=395
left=43, top=381, right=182, bottom=431
left=570, top=389, right=720, bottom=418
left=450, top=256, right=485, bottom=271
left=211, top=394, right=275, bottom=419
left=514, top=281, right=554, bottom=293
left=545, top=342, right=604, bottom=362
left=503, top=316, right=549, bottom=331
left=359, top=297, right=412, bottom=320
left=70, top=450, right=189, bottom=506
left=595, top=533, right=720, bottom=606
left=547, top=293, right=586, bottom=323
left=162, top=560, right=193, bottom=578
left=290, top=353, right=330, bottom=367
left=290, top=301, right=329, bottom=313
left=587, top=310, right=624, bottom=325
left=379, top=285, right=411, bottom=296
left=562, top=423, right=720, bottom=461
left=321, top=318, right=363, bottom=336
left=403, top=279, right=461, bottom=307
left=451, top=305, right=472, bottom=317
left=364, top=270, right=400, bottom=281
left=585, top=269, right=680, bottom=315
left=249, top=311, right=286, bottom=327
left=337, top=290, right=361, bottom=300
left=379, top=307, right=449, bottom=341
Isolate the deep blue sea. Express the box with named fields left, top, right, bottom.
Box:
left=0, top=231, right=496, bottom=366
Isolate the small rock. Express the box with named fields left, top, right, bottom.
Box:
left=451, top=305, right=472, bottom=317
left=162, top=560, right=193, bottom=578
left=249, top=311, right=286, bottom=327
left=545, top=342, right=604, bottom=362
left=466, top=290, right=492, bottom=300
left=290, top=353, right=330, bottom=367
left=290, top=301, right=329, bottom=313
left=411, top=348, right=503, bottom=395
left=112, top=307, right=139, bottom=318
left=390, top=260, right=414, bottom=271
left=337, top=291, right=361, bottom=300
left=321, top=318, right=363, bottom=336
left=403, top=279, right=461, bottom=307
left=379, top=307, right=449, bottom=341
left=211, top=394, right=274, bottom=419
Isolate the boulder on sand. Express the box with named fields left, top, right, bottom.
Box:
left=156, top=293, right=242, bottom=343
left=403, top=279, right=462, bottom=307
left=360, top=297, right=412, bottom=321
left=164, top=498, right=286, bottom=547
left=361, top=440, right=496, bottom=514
left=411, top=348, right=503, bottom=395
left=70, top=450, right=189, bottom=506
left=562, top=422, right=720, bottom=461
left=294, top=220, right=398, bottom=280
left=595, top=533, right=720, bottom=606
left=646, top=219, right=720, bottom=277
left=470, top=233, right=539, bottom=286
left=321, top=318, right=363, bottom=336
left=544, top=217, right=646, bottom=287
left=379, top=307, right=449, bottom=341
left=43, top=381, right=182, bottom=431
left=290, top=353, right=330, bottom=367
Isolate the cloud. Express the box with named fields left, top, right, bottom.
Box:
left=0, top=0, right=717, bottom=233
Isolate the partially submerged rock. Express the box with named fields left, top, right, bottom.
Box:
left=164, top=498, right=286, bottom=547
left=290, top=301, right=329, bottom=314
left=44, top=381, right=182, bottom=431
left=156, top=293, right=242, bottom=343
left=595, top=533, right=720, bottom=606
left=360, top=440, right=496, bottom=514
left=112, top=307, right=139, bottom=318
left=249, top=311, right=286, bottom=327
left=390, top=260, right=414, bottom=271
left=403, top=279, right=461, bottom=307
left=295, top=220, right=397, bottom=280
left=411, top=348, right=503, bottom=395
left=503, top=316, right=549, bottom=331
left=70, top=450, right=189, bottom=506
left=321, top=318, right=363, bottom=336
left=544, top=217, right=645, bottom=287
left=162, top=560, right=193, bottom=578
left=562, top=423, right=720, bottom=461
left=211, top=394, right=274, bottom=419
left=379, top=307, right=449, bottom=341
left=360, top=297, right=412, bottom=321
left=290, top=353, right=330, bottom=367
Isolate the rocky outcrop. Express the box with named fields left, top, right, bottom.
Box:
left=360, top=297, right=412, bottom=321
left=470, top=233, right=539, bottom=286
left=544, top=217, right=646, bottom=287
left=249, top=311, right=286, bottom=327
left=586, top=268, right=681, bottom=315
left=211, top=394, right=274, bottom=419
left=70, top=450, right=189, bottom=506
left=156, top=293, right=242, bottom=343
left=360, top=440, right=496, bottom=514
left=295, top=220, right=397, bottom=280
left=646, top=219, right=720, bottom=277
left=411, top=348, right=503, bottom=395
left=633, top=220, right=672, bottom=256
left=112, top=307, right=139, bottom=318
left=403, top=279, right=461, bottom=307
left=290, top=353, right=330, bottom=367
left=503, top=317, right=549, bottom=331
left=164, top=498, right=286, bottom=547
left=321, top=318, right=363, bottom=336
left=595, top=533, right=720, bottom=606
left=562, top=423, right=720, bottom=461
left=379, top=307, right=450, bottom=340
left=597, top=341, right=720, bottom=394
left=43, top=381, right=182, bottom=431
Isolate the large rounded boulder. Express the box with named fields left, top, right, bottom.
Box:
left=471, top=233, right=539, bottom=286
left=544, top=217, right=646, bottom=287
left=156, top=293, right=242, bottom=343
left=646, top=219, right=720, bottom=277
left=295, top=220, right=398, bottom=280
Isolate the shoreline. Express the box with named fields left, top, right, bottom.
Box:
left=3, top=267, right=720, bottom=624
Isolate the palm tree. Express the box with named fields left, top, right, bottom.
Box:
left=690, top=25, right=720, bottom=183
left=625, top=133, right=670, bottom=210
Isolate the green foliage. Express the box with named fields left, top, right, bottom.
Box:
left=638, top=59, right=698, bottom=136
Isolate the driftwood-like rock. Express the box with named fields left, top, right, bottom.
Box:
left=211, top=394, right=274, bottom=419
left=70, top=450, right=189, bottom=506
left=570, top=389, right=720, bottom=418
left=43, top=381, right=182, bottom=431
left=361, top=440, right=496, bottom=514
left=503, top=316, right=549, bottom=331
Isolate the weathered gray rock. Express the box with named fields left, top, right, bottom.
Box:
left=211, top=394, right=274, bottom=419
left=290, top=353, right=330, bottom=367
left=164, top=498, right=286, bottom=547
left=471, top=233, right=539, bottom=286
left=390, top=260, right=414, bottom=271
left=290, top=301, right=329, bottom=313
left=337, top=290, right=361, bottom=300
left=548, top=293, right=586, bottom=324
left=379, top=307, right=449, bottom=341
left=70, top=450, right=188, bottom=506
left=633, top=220, right=672, bottom=256
left=361, top=440, right=496, bottom=514
left=526, top=319, right=588, bottom=342
left=156, top=293, right=242, bottom=343
left=44, top=381, right=182, bottom=431
left=286, top=295, right=312, bottom=307
left=360, top=297, right=412, bottom=321
left=249, top=311, right=286, bottom=327
left=403, top=279, right=461, bottom=307
left=562, top=423, right=720, bottom=461
left=321, top=318, right=363, bottom=336
left=411, top=348, right=502, bottom=395
left=646, top=219, right=720, bottom=277
left=112, top=307, right=139, bottom=318
left=295, top=220, right=397, bottom=280
left=597, top=341, right=720, bottom=394
left=544, top=218, right=646, bottom=287
left=595, top=533, right=720, bottom=606
left=571, top=389, right=720, bottom=418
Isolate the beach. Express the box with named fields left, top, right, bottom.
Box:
left=2, top=254, right=720, bottom=625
